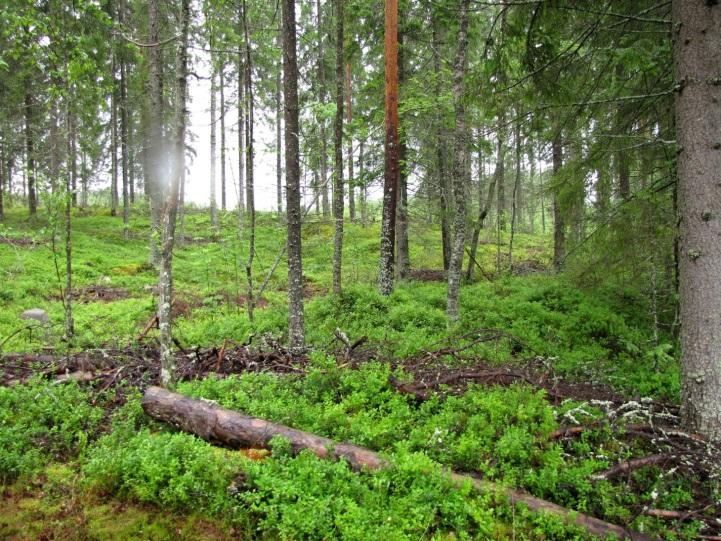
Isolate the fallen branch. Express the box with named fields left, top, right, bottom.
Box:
left=593, top=454, right=671, bottom=480
left=142, top=386, right=655, bottom=541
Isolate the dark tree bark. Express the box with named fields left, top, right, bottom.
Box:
left=242, top=0, right=256, bottom=321
left=120, top=49, right=130, bottom=240
left=158, top=0, right=189, bottom=385
left=283, top=0, right=305, bottom=349
left=673, top=0, right=721, bottom=440
left=332, top=0, right=345, bottom=295
left=508, top=116, right=522, bottom=271
left=236, top=9, right=245, bottom=219
left=379, top=0, right=399, bottom=296
left=24, top=92, right=37, bottom=217
left=110, top=52, right=119, bottom=217
left=445, top=0, right=471, bottom=323
left=552, top=130, right=565, bottom=271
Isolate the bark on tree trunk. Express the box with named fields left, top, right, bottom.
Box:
left=209, top=54, right=218, bottom=230
left=332, top=0, right=345, bottom=295
left=157, top=0, right=189, bottom=386
left=276, top=25, right=283, bottom=215
left=673, top=0, right=721, bottom=440
left=316, top=0, right=330, bottom=219
left=24, top=92, right=37, bottom=217
left=445, top=0, right=470, bottom=323
left=345, top=61, right=355, bottom=223
left=64, top=100, right=75, bottom=342
left=552, top=130, right=565, bottom=271
left=283, top=0, right=305, bottom=349
left=508, top=116, right=522, bottom=271
left=242, top=0, right=256, bottom=321
left=379, top=0, right=399, bottom=296
left=147, top=0, right=163, bottom=265
left=141, top=386, right=654, bottom=541
left=120, top=52, right=130, bottom=240
left=110, top=53, right=119, bottom=217
left=220, top=61, right=227, bottom=212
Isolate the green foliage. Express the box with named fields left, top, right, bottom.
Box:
left=0, top=378, right=103, bottom=482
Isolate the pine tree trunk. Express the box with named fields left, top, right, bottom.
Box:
left=236, top=23, right=245, bottom=219
left=283, top=0, right=305, bottom=349
left=110, top=55, right=119, bottom=217
left=379, top=0, right=399, bottom=296
left=120, top=53, right=130, bottom=240
left=276, top=26, right=283, bottom=215
left=673, top=0, right=721, bottom=440
left=332, top=0, right=345, bottom=295
left=359, top=138, right=367, bottom=227
left=431, top=20, right=450, bottom=272
left=147, top=0, right=163, bottom=265
left=445, top=0, right=470, bottom=323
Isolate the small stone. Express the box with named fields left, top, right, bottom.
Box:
left=20, top=308, right=49, bottom=325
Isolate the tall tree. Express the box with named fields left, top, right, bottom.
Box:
left=158, top=0, right=190, bottom=386
left=673, top=0, right=721, bottom=440
left=395, top=30, right=409, bottom=280
left=316, top=0, right=330, bottom=218
left=283, top=0, right=305, bottom=348
left=332, top=0, right=345, bottom=295
left=446, top=0, right=471, bottom=322
left=378, top=0, right=399, bottom=296
left=552, top=128, right=565, bottom=271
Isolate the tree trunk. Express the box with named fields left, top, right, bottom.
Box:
left=276, top=26, right=283, bottom=215
left=379, top=0, right=399, bottom=296
left=157, top=0, right=189, bottom=386
left=24, top=92, right=37, bottom=217
left=316, top=0, right=330, bottom=219
left=283, top=0, right=305, bottom=349
left=210, top=57, right=218, bottom=230
left=345, top=61, right=355, bottom=223
left=236, top=27, right=245, bottom=221
left=673, top=0, right=721, bottom=440
left=432, top=20, right=450, bottom=272
left=220, top=61, right=227, bottom=212
left=445, top=0, right=470, bottom=323
left=552, top=130, right=565, bottom=271
left=110, top=53, right=119, bottom=217
left=147, top=0, right=163, bottom=265
left=359, top=138, right=367, bottom=227
left=242, top=0, right=256, bottom=321
left=395, top=31, right=410, bottom=280
left=64, top=97, right=75, bottom=342
left=508, top=116, right=522, bottom=272
left=332, top=0, right=345, bottom=295
left=120, top=52, right=130, bottom=240
left=142, top=386, right=654, bottom=541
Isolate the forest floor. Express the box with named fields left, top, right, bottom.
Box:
left=0, top=207, right=718, bottom=540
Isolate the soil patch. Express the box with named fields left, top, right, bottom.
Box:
left=409, top=269, right=445, bottom=282
left=49, top=285, right=132, bottom=303
left=0, top=235, right=39, bottom=247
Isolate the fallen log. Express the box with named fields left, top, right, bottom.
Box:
left=592, top=454, right=672, bottom=480
left=142, top=386, right=655, bottom=541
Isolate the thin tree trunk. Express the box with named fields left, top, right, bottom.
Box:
left=432, top=20, right=450, bottom=272
left=508, top=116, right=522, bottom=272
left=379, top=0, right=399, bottom=296
left=236, top=18, right=245, bottom=219
left=210, top=59, right=218, bottom=230
left=120, top=52, right=130, bottom=240
left=359, top=138, right=367, bottom=227
left=147, top=0, right=163, bottom=265
left=64, top=93, right=75, bottom=342
left=110, top=53, right=119, bottom=217
left=283, top=0, right=305, bottom=349
left=242, top=0, right=256, bottom=321
left=673, top=0, right=721, bottom=440
left=24, top=92, right=37, bottom=217
left=276, top=25, right=283, bottom=215
left=395, top=30, right=410, bottom=280
left=445, top=0, right=470, bottom=323
left=552, top=130, right=565, bottom=271
left=332, top=0, right=345, bottom=295
left=220, top=60, right=227, bottom=212
left=158, top=0, right=189, bottom=386
left=316, top=0, right=330, bottom=219
left=345, top=62, right=355, bottom=222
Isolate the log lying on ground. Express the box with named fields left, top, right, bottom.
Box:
left=142, top=386, right=655, bottom=541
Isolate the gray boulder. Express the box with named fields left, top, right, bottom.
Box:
left=20, top=308, right=49, bottom=325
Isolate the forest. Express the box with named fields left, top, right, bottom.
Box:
left=0, top=0, right=720, bottom=539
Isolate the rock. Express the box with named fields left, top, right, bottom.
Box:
left=99, top=275, right=112, bottom=284
left=20, top=308, right=49, bottom=325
